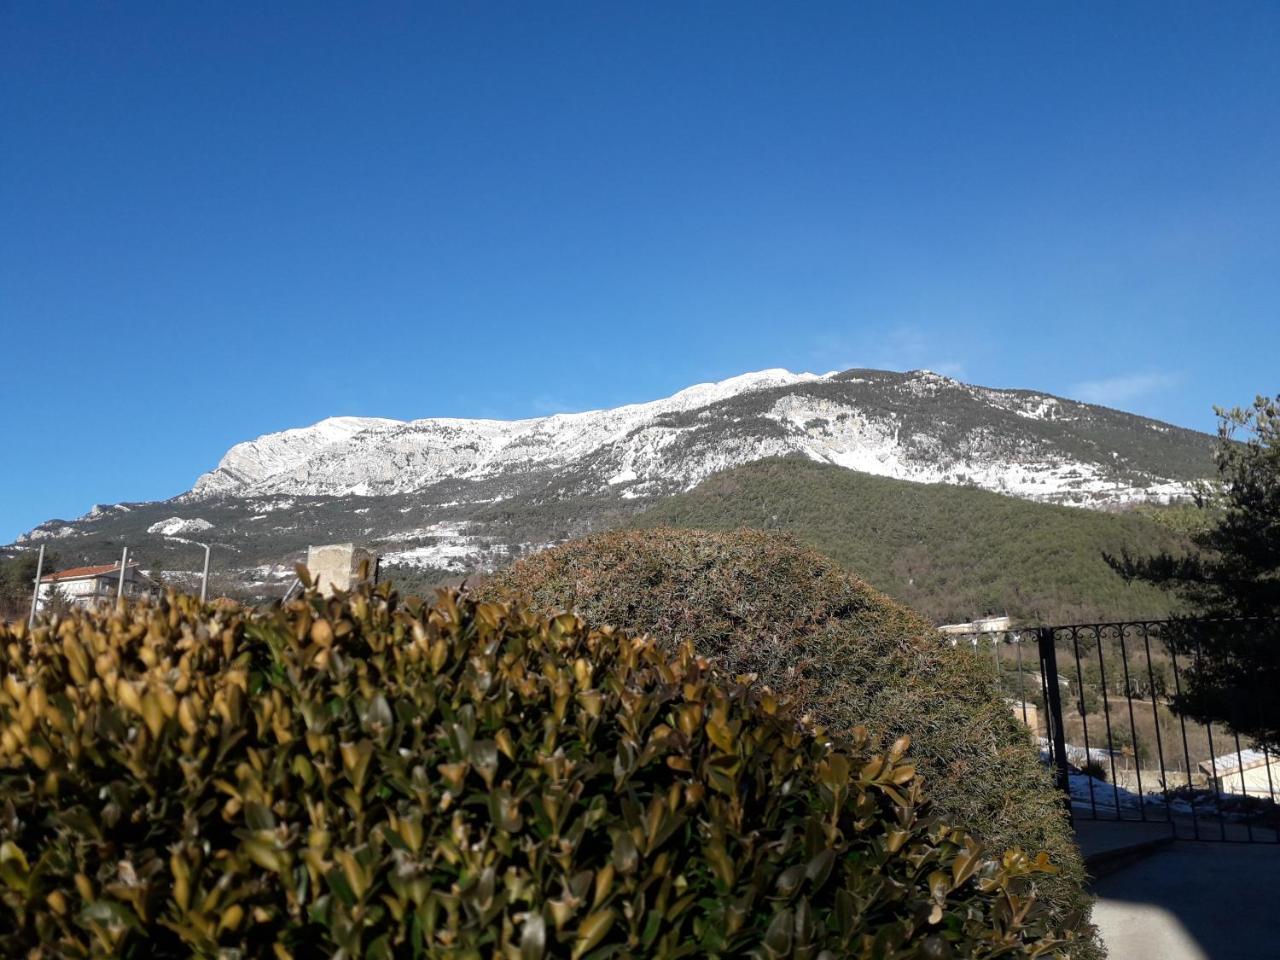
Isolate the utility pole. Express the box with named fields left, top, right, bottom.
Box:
left=116, top=546, right=129, bottom=603
left=27, top=544, right=45, bottom=628
left=198, top=542, right=211, bottom=603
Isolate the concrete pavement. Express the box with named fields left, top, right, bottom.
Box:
left=1090, top=842, right=1280, bottom=960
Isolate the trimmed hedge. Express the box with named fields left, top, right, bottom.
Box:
left=0, top=583, right=1065, bottom=957
left=482, top=528, right=1100, bottom=957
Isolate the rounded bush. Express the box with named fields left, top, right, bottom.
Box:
left=482, top=528, right=1097, bottom=955
left=0, top=585, right=1063, bottom=958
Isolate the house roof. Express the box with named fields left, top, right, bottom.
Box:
left=938, top=615, right=1016, bottom=635
left=1199, top=748, right=1275, bottom=777
left=41, top=562, right=136, bottom=583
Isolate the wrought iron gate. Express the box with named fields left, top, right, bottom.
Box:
left=957, top=619, right=1280, bottom=844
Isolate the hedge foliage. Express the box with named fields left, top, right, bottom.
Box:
left=483, top=529, right=1099, bottom=958
left=0, top=582, right=1066, bottom=958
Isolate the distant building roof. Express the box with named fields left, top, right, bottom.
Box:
left=1037, top=737, right=1115, bottom=765
left=1199, top=749, right=1276, bottom=778
left=41, top=562, right=136, bottom=583
left=939, top=615, right=1015, bottom=635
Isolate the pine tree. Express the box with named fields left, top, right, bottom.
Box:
left=1109, top=394, right=1280, bottom=746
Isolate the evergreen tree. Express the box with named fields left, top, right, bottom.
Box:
left=0, top=552, right=57, bottom=621
left=1109, top=394, right=1280, bottom=746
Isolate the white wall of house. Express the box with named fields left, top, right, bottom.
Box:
left=38, top=568, right=148, bottom=609
left=39, top=578, right=105, bottom=601
left=1199, top=750, right=1280, bottom=800
left=1215, top=761, right=1280, bottom=800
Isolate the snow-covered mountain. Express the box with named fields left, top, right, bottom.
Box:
left=191, top=370, right=826, bottom=498
left=14, top=368, right=1217, bottom=592
left=189, top=368, right=1202, bottom=505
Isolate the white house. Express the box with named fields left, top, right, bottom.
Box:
left=1199, top=749, right=1280, bottom=800
left=38, top=562, right=152, bottom=610
left=938, top=615, right=1016, bottom=636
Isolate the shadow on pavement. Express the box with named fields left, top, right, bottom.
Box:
left=1088, top=841, right=1280, bottom=960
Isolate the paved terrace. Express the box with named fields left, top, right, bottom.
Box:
left=1076, top=820, right=1280, bottom=959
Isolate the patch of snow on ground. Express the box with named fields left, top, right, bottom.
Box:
left=248, top=499, right=296, bottom=513
left=1037, top=740, right=1276, bottom=822
left=381, top=523, right=558, bottom=573
left=148, top=517, right=214, bottom=537
left=380, top=522, right=483, bottom=571
left=252, top=563, right=294, bottom=580
left=1013, top=398, right=1060, bottom=421
left=18, top=525, right=78, bottom=542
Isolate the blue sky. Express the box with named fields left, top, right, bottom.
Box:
left=2, top=3, right=1277, bottom=542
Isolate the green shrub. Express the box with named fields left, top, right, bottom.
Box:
left=482, top=528, right=1100, bottom=957
left=0, top=583, right=1065, bottom=958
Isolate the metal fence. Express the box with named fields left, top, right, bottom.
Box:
left=952, top=619, right=1280, bottom=844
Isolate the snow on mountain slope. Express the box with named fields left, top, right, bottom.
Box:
left=190, top=369, right=829, bottom=498
left=186, top=368, right=1207, bottom=508
left=193, top=415, right=401, bottom=496
left=147, top=517, right=213, bottom=537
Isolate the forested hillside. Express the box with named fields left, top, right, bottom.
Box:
left=633, top=457, right=1192, bottom=624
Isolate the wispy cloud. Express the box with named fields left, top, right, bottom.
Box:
left=1070, top=372, right=1178, bottom=408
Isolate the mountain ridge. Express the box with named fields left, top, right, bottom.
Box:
left=178, top=366, right=1210, bottom=508
left=188, top=369, right=831, bottom=498
left=9, top=366, right=1216, bottom=604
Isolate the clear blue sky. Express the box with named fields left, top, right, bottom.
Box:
left=3, top=3, right=1277, bottom=542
